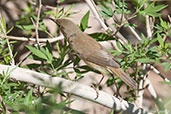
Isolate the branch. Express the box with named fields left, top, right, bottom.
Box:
left=35, top=0, right=42, bottom=46
left=0, top=34, right=64, bottom=43
left=110, top=1, right=142, bottom=41
left=150, top=65, right=171, bottom=83
left=84, top=0, right=109, bottom=31
left=85, top=0, right=128, bottom=45
left=136, top=65, right=149, bottom=108
left=0, top=15, right=15, bottom=65
left=0, top=64, right=145, bottom=114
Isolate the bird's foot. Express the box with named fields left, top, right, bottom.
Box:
left=113, top=91, right=122, bottom=99
left=91, top=83, right=100, bottom=100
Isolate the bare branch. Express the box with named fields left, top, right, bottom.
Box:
left=85, top=0, right=128, bottom=44
left=150, top=65, right=171, bottom=83
left=35, top=0, right=42, bottom=46
left=85, top=0, right=109, bottom=31
left=0, top=64, right=145, bottom=113
left=0, top=34, right=64, bottom=43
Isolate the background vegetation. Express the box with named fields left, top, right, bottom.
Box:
left=0, top=0, right=171, bottom=113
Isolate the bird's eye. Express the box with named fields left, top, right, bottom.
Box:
left=57, top=24, right=61, bottom=28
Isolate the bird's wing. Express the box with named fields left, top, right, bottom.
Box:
left=82, top=47, right=120, bottom=68
left=75, top=38, right=120, bottom=68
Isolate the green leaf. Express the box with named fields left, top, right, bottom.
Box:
left=99, top=3, right=113, bottom=18
left=157, top=33, right=164, bottom=48
left=161, top=62, right=171, bottom=71
left=45, top=41, right=53, bottom=62
left=24, top=89, right=34, bottom=106
left=65, top=4, right=74, bottom=15
left=74, top=56, right=81, bottom=66
left=149, top=38, right=158, bottom=45
left=16, top=25, right=35, bottom=30
left=160, top=81, right=171, bottom=85
left=80, top=10, right=90, bottom=31
left=25, top=45, right=47, bottom=60
left=151, top=4, right=167, bottom=12
left=116, top=41, right=123, bottom=51
left=109, top=49, right=122, bottom=56
left=89, top=32, right=113, bottom=41
left=99, top=11, right=111, bottom=19
left=160, top=17, right=168, bottom=29
left=6, top=26, right=14, bottom=34
left=44, top=10, right=55, bottom=15
left=0, top=17, right=6, bottom=34
left=140, top=2, right=167, bottom=17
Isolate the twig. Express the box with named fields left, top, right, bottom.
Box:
left=127, top=26, right=142, bottom=41
left=85, top=0, right=109, bottom=31
left=136, top=64, right=149, bottom=108
left=0, top=34, right=64, bottom=43
left=121, top=0, right=124, bottom=25
left=85, top=0, right=128, bottom=44
left=0, top=16, right=15, bottom=65
left=0, top=64, right=145, bottom=113
left=145, top=4, right=169, bottom=83
left=111, top=1, right=142, bottom=41
left=150, top=65, right=171, bottom=83
left=0, top=34, right=121, bottom=51
left=35, top=0, right=42, bottom=46
left=168, top=15, right=171, bottom=23
left=0, top=96, right=7, bottom=113
left=145, top=79, right=157, bottom=99
left=146, top=16, right=152, bottom=38
left=145, top=4, right=152, bottom=38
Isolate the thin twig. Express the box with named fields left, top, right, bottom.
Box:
left=85, top=0, right=128, bottom=44
left=168, top=15, right=171, bottom=23
left=0, top=16, right=15, bottom=65
left=85, top=0, right=109, bottom=31
left=150, top=65, right=171, bottom=83
left=0, top=34, right=64, bottom=43
left=144, top=4, right=169, bottom=84
left=145, top=79, right=157, bottom=99
left=121, top=0, right=124, bottom=25
left=0, top=96, right=7, bottom=113
left=35, top=0, right=42, bottom=46
left=136, top=64, right=149, bottom=108
left=127, top=26, right=142, bottom=41
left=146, top=16, right=152, bottom=38
left=145, top=4, right=152, bottom=38
left=112, top=1, right=142, bottom=41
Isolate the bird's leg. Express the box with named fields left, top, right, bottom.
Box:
left=112, top=75, right=122, bottom=98
left=91, top=71, right=106, bottom=100
left=83, top=61, right=106, bottom=99
left=91, top=84, right=99, bottom=100
left=97, top=72, right=105, bottom=88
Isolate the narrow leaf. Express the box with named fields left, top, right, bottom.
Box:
left=25, top=45, right=47, bottom=60
left=80, top=10, right=90, bottom=31
left=157, top=33, right=164, bottom=47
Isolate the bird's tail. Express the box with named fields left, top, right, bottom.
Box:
left=109, top=67, right=137, bottom=89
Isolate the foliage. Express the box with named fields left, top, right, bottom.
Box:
left=0, top=0, right=170, bottom=113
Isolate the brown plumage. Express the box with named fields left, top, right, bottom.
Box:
left=51, top=18, right=137, bottom=89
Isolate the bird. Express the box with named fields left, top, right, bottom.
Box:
left=50, top=18, right=137, bottom=89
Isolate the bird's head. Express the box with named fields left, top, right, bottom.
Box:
left=49, top=18, right=81, bottom=38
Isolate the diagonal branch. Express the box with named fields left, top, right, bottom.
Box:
left=0, top=64, right=145, bottom=114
